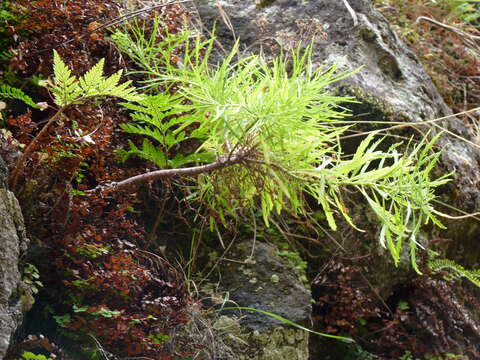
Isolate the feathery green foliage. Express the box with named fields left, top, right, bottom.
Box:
left=428, top=251, right=480, bottom=286
left=300, top=133, right=450, bottom=272
left=0, top=84, right=40, bottom=109
left=119, top=94, right=214, bottom=168
left=110, top=16, right=194, bottom=90
left=0, top=1, right=17, bottom=55
left=112, top=27, right=451, bottom=271
left=50, top=50, right=141, bottom=107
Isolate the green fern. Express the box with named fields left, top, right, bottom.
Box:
left=119, top=93, right=213, bottom=168
left=428, top=252, right=480, bottom=287
left=0, top=49, right=13, bottom=60
left=50, top=50, right=141, bottom=107
left=0, top=84, right=40, bottom=108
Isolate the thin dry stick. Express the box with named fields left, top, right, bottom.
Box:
left=342, top=0, right=358, bottom=27
left=359, top=271, right=393, bottom=315
left=249, top=208, right=257, bottom=258
left=215, top=0, right=236, bottom=40
left=339, top=107, right=480, bottom=143
left=337, top=106, right=480, bottom=127
left=197, top=230, right=238, bottom=287
left=433, top=199, right=480, bottom=223
left=416, top=16, right=480, bottom=41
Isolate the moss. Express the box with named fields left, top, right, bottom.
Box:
left=275, top=250, right=309, bottom=287
left=12, top=282, right=35, bottom=313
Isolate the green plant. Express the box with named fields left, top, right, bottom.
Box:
left=147, top=332, right=170, bottom=345
left=398, top=300, right=410, bottom=311
left=399, top=351, right=416, bottom=360
left=219, top=306, right=354, bottom=342
left=73, top=304, right=121, bottom=318
left=53, top=313, right=72, bottom=328
left=276, top=249, right=308, bottom=285
left=118, top=93, right=214, bottom=168
left=0, top=1, right=18, bottom=57
left=428, top=251, right=480, bottom=286
left=0, top=84, right=41, bottom=125
left=111, top=27, right=451, bottom=272
left=48, top=50, right=141, bottom=107
left=109, top=15, right=193, bottom=89
left=398, top=351, right=464, bottom=360
left=346, top=345, right=378, bottom=360
left=75, top=243, right=111, bottom=259
left=431, top=0, right=480, bottom=26
left=9, top=50, right=141, bottom=189
left=21, top=351, right=52, bottom=360
left=0, top=84, right=40, bottom=108
left=22, top=263, right=43, bottom=294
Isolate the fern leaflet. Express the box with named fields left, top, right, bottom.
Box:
left=428, top=252, right=480, bottom=287
left=120, top=94, right=211, bottom=168
left=0, top=84, right=40, bottom=109
left=51, top=50, right=141, bottom=106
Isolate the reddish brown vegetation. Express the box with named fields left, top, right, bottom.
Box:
left=2, top=0, right=198, bottom=358
left=311, top=256, right=480, bottom=359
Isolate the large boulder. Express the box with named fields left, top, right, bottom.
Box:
left=0, top=156, right=30, bottom=359
left=212, top=241, right=311, bottom=360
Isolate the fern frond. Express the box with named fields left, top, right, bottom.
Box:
left=51, top=50, right=141, bottom=106
left=0, top=84, right=40, bottom=108
left=52, top=50, right=81, bottom=106
left=120, top=93, right=208, bottom=167
left=0, top=49, right=14, bottom=60
left=428, top=254, right=480, bottom=287
left=120, top=138, right=167, bottom=168
left=78, top=58, right=106, bottom=96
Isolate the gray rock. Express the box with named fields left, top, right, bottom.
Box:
left=0, top=156, right=30, bottom=359
left=216, top=241, right=311, bottom=359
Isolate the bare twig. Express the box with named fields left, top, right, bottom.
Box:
left=342, top=0, right=358, bottom=27
left=214, top=0, right=236, bottom=40
left=416, top=16, right=480, bottom=41
left=86, top=151, right=249, bottom=193
left=416, top=16, right=480, bottom=51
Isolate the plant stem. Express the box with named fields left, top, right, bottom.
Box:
left=10, top=106, right=66, bottom=190
left=86, top=151, right=248, bottom=193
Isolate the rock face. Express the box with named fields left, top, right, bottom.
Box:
left=215, top=241, right=311, bottom=360
left=0, top=156, right=30, bottom=359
